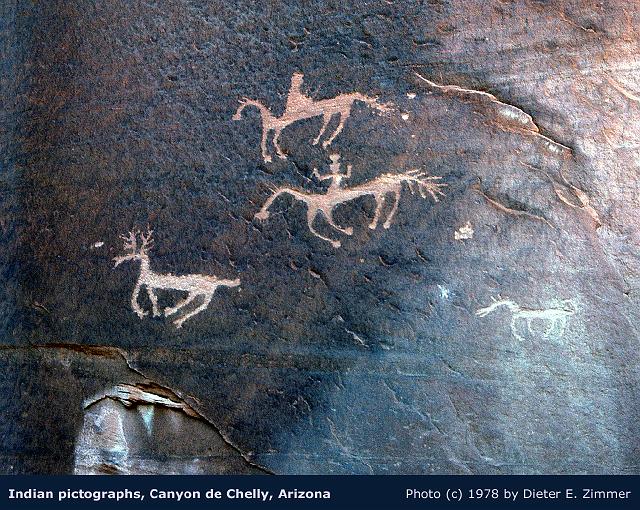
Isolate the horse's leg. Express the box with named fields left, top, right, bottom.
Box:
left=323, top=208, right=353, bottom=236
left=146, top=287, right=160, bottom=317
left=261, top=126, right=272, bottom=163
left=542, top=319, right=554, bottom=337
left=165, top=292, right=197, bottom=317
left=312, top=113, right=333, bottom=145
left=369, top=194, right=385, bottom=230
left=307, top=208, right=341, bottom=248
left=131, top=282, right=147, bottom=318
left=511, top=318, right=526, bottom=342
left=526, top=318, right=538, bottom=337
left=322, top=111, right=347, bottom=148
left=174, top=293, right=213, bottom=329
left=544, top=318, right=565, bottom=338
left=383, top=189, right=401, bottom=229
left=273, top=129, right=287, bottom=159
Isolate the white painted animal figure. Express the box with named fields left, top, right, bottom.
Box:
left=113, top=229, right=240, bottom=329
left=232, top=72, right=393, bottom=162
left=475, top=296, right=575, bottom=342
left=255, top=155, right=446, bottom=247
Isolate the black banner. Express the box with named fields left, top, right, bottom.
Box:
left=1, top=476, right=637, bottom=510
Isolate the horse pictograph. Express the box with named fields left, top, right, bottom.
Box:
left=113, top=229, right=240, bottom=329
left=254, top=154, right=445, bottom=247
left=475, top=296, right=575, bottom=342
left=233, top=72, right=392, bottom=162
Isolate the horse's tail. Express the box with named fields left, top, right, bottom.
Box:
left=232, top=97, right=273, bottom=122
left=476, top=297, right=519, bottom=317
left=400, top=169, right=446, bottom=201
left=255, top=187, right=307, bottom=220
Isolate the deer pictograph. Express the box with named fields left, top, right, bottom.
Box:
left=254, top=154, right=446, bottom=248
left=475, top=296, right=575, bottom=342
left=113, top=229, right=240, bottom=329
left=232, top=72, right=393, bottom=162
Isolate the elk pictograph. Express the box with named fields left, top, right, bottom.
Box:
left=475, top=296, right=575, bottom=342
left=254, top=154, right=446, bottom=248
left=233, top=72, right=392, bottom=162
left=113, top=229, right=240, bottom=329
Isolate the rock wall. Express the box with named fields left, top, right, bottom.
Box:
left=1, top=0, right=638, bottom=474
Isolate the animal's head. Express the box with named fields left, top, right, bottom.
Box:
left=361, top=94, right=394, bottom=114
left=559, top=299, right=576, bottom=313
left=403, top=169, right=447, bottom=201
left=113, top=228, right=154, bottom=267
left=232, top=97, right=251, bottom=120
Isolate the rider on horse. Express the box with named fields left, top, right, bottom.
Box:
left=285, top=72, right=313, bottom=114
left=312, top=154, right=352, bottom=192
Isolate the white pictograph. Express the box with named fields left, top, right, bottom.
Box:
left=113, top=229, right=240, bottom=329
left=255, top=154, right=445, bottom=248
left=475, top=296, right=575, bottom=342
left=233, top=72, right=393, bottom=162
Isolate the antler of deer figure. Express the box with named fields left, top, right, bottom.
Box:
left=138, top=228, right=153, bottom=253
left=113, top=228, right=153, bottom=267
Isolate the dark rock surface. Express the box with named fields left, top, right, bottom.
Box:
left=1, top=0, right=638, bottom=474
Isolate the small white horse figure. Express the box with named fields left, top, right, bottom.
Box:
left=476, top=296, right=575, bottom=342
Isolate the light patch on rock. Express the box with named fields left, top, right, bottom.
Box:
left=91, top=241, right=104, bottom=249
left=438, top=285, right=450, bottom=300
left=454, top=222, right=474, bottom=240
left=138, top=405, right=154, bottom=435
left=74, top=400, right=130, bottom=474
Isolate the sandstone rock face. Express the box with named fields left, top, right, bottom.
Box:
left=1, top=0, right=638, bottom=474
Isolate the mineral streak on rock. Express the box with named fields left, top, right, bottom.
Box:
left=413, top=72, right=573, bottom=155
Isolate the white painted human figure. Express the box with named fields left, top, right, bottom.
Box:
left=255, top=156, right=445, bottom=248
left=312, top=153, right=352, bottom=193
left=475, top=296, right=575, bottom=342
left=113, top=229, right=240, bottom=329
left=233, top=72, right=393, bottom=162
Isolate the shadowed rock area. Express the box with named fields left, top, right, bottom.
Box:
left=0, top=0, right=639, bottom=474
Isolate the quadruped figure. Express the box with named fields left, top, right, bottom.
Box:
left=476, top=297, right=576, bottom=342
left=113, top=229, right=240, bottom=329
left=255, top=154, right=446, bottom=248
left=233, top=72, right=393, bottom=162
